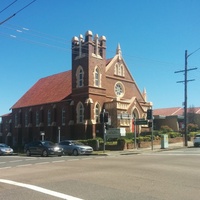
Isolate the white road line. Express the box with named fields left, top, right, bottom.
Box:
left=26, top=158, right=37, bottom=161
left=141, top=153, right=200, bottom=156
left=0, top=167, right=11, bottom=169
left=10, top=160, right=23, bottom=163
left=16, top=164, right=32, bottom=167
left=35, top=162, right=50, bottom=165
left=82, top=157, right=92, bottom=161
left=52, top=160, right=65, bottom=163
left=0, top=162, right=6, bottom=164
left=68, top=159, right=80, bottom=161
left=0, top=179, right=84, bottom=200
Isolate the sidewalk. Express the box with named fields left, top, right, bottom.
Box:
left=97, top=141, right=194, bottom=156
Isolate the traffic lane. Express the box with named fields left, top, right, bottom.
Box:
left=0, top=156, right=151, bottom=200
left=153, top=146, right=200, bottom=155
left=0, top=181, right=62, bottom=200
left=1, top=154, right=200, bottom=200
left=0, top=154, right=98, bottom=169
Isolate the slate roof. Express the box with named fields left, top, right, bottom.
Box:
left=154, top=107, right=200, bottom=116
left=11, top=70, right=72, bottom=109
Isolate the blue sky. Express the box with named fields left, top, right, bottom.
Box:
left=0, top=0, right=200, bottom=116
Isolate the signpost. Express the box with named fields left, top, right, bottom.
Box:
left=133, top=118, right=148, bottom=148
left=134, top=119, right=148, bottom=125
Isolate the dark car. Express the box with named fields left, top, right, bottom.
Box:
left=0, top=143, right=14, bottom=155
left=59, top=140, right=93, bottom=156
left=24, top=141, right=63, bottom=157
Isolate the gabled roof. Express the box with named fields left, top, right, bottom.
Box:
left=0, top=113, right=12, bottom=118
left=153, top=107, right=183, bottom=116
left=11, top=70, right=72, bottom=109
left=154, top=107, right=200, bottom=116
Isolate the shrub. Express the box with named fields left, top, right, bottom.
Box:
left=188, top=123, right=199, bottom=132
left=189, top=131, right=200, bottom=137
left=161, top=125, right=173, bottom=133
left=125, top=132, right=134, bottom=139
left=117, top=138, right=126, bottom=146
left=168, top=132, right=181, bottom=138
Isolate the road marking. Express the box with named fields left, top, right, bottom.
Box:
left=68, top=159, right=80, bottom=161
left=17, top=164, right=32, bottom=167
left=141, top=153, right=200, bottom=156
left=35, top=162, right=50, bottom=165
left=0, top=179, right=84, bottom=200
left=0, top=162, right=6, bottom=164
left=82, top=157, right=92, bottom=161
left=0, top=167, right=11, bottom=169
left=52, top=160, right=65, bottom=163
left=26, top=158, right=37, bottom=161
left=10, top=160, right=23, bottom=163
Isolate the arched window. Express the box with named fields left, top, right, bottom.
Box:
left=114, top=63, right=119, bottom=75
left=25, top=111, right=28, bottom=127
left=115, top=63, right=124, bottom=76
left=95, top=68, right=99, bottom=86
left=76, top=66, right=84, bottom=87
left=36, top=111, right=39, bottom=127
left=119, top=64, right=124, bottom=76
left=77, top=102, right=84, bottom=123
left=94, top=103, right=101, bottom=123
left=62, top=108, right=66, bottom=126
left=94, top=66, right=101, bottom=87
left=47, top=110, right=51, bottom=126
left=15, top=113, right=18, bottom=127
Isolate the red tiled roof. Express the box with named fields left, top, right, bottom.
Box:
left=0, top=113, right=12, bottom=117
left=154, top=107, right=200, bottom=116
left=11, top=70, right=72, bottom=109
left=153, top=107, right=182, bottom=116
left=106, top=58, right=112, bottom=65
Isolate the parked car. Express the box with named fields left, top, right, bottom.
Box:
left=24, top=141, right=64, bottom=157
left=59, top=140, right=93, bottom=156
left=193, top=134, right=200, bottom=147
left=0, top=143, right=14, bottom=155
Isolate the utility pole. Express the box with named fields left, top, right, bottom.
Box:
left=175, top=49, right=198, bottom=146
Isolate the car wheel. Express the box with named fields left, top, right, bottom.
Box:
left=26, top=149, right=31, bottom=156
left=73, top=149, right=79, bottom=156
left=194, top=143, right=198, bottom=147
left=42, top=150, right=48, bottom=157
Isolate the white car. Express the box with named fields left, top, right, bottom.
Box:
left=193, top=134, right=200, bottom=147
left=59, top=140, right=93, bottom=156
left=0, top=143, right=14, bottom=155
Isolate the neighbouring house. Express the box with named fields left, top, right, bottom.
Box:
left=153, top=107, right=200, bottom=131
left=0, top=30, right=152, bottom=148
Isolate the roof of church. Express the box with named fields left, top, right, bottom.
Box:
left=11, top=70, right=72, bottom=109
left=154, top=107, right=200, bottom=116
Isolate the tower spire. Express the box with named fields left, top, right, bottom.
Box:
left=116, top=43, right=122, bottom=59
left=142, top=88, right=147, bottom=102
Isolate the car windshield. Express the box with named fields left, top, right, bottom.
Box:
left=41, top=141, right=55, bottom=146
left=0, top=144, right=8, bottom=148
left=72, top=141, right=84, bottom=145
left=196, top=135, right=200, bottom=137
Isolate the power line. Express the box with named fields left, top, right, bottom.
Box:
left=1, top=23, right=185, bottom=68
left=0, top=31, right=69, bottom=52
left=0, top=28, right=191, bottom=71
left=1, top=23, right=199, bottom=70
left=0, top=0, right=18, bottom=14
left=0, top=0, right=37, bottom=25
left=2, top=23, right=67, bottom=44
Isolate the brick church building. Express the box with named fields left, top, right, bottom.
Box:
left=0, top=30, right=152, bottom=147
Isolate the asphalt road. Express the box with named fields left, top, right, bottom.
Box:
left=0, top=148, right=200, bottom=200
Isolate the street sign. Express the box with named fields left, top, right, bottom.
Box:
left=134, top=119, right=148, bottom=125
